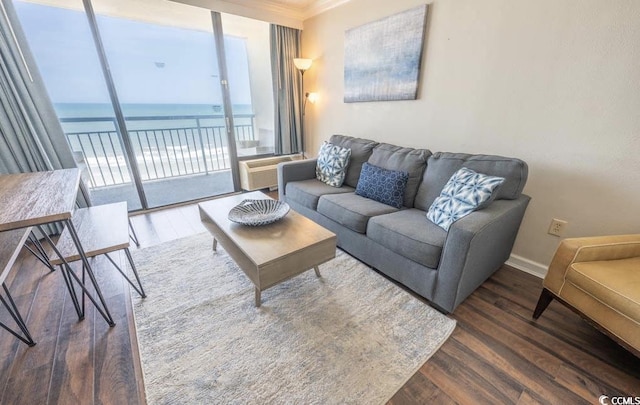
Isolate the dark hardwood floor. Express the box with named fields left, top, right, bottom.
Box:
left=1, top=196, right=639, bottom=404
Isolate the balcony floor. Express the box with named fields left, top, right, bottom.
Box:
left=90, top=170, right=235, bottom=209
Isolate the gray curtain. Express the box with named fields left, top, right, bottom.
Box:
left=270, top=24, right=302, bottom=156
left=0, top=0, right=90, bottom=229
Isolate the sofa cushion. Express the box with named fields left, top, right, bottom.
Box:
left=329, top=135, right=378, bottom=188
left=285, top=179, right=355, bottom=210
left=567, top=257, right=640, bottom=323
left=317, top=193, right=399, bottom=234
left=316, top=141, right=352, bottom=187
left=355, top=163, right=409, bottom=209
left=414, top=152, right=528, bottom=211
left=367, top=209, right=447, bottom=268
left=427, top=168, right=505, bottom=231
left=367, top=143, right=430, bottom=208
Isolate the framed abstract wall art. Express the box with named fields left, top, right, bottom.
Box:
left=344, top=5, right=428, bottom=103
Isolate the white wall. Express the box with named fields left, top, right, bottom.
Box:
left=301, top=0, right=640, bottom=274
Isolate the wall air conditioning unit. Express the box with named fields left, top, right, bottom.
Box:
left=238, top=155, right=302, bottom=191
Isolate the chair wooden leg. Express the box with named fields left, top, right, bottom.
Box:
left=533, top=288, right=554, bottom=319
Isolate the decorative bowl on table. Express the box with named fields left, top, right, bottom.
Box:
left=228, top=199, right=290, bottom=226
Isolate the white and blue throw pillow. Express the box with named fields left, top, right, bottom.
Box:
left=427, top=167, right=505, bottom=231
left=316, top=141, right=352, bottom=187
left=355, top=162, right=409, bottom=209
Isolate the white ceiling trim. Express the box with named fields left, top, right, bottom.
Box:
left=220, top=0, right=306, bottom=20
left=171, top=0, right=300, bottom=28
left=217, top=0, right=351, bottom=20
left=302, top=0, right=351, bottom=20
left=172, top=0, right=350, bottom=29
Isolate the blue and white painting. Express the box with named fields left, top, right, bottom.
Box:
left=344, top=5, right=428, bottom=103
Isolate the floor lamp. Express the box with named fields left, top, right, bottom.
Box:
left=294, top=58, right=312, bottom=158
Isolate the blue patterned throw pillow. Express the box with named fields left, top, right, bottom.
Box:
left=355, top=163, right=409, bottom=209
left=316, top=141, right=352, bottom=187
left=427, top=167, right=505, bottom=231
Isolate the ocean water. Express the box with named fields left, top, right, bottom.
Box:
left=55, top=102, right=252, bottom=118
left=55, top=103, right=254, bottom=133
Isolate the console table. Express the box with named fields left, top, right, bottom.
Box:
left=0, top=169, right=116, bottom=345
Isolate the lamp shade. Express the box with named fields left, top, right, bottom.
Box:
left=293, top=58, right=312, bottom=71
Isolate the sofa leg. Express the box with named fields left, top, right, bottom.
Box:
left=532, top=288, right=554, bottom=319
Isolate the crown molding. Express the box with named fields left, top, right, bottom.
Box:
left=223, top=0, right=305, bottom=20
left=302, top=0, right=351, bottom=20
left=171, top=0, right=302, bottom=29
left=222, top=0, right=352, bottom=20
left=172, top=0, right=352, bottom=28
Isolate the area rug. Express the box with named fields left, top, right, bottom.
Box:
left=131, top=233, right=456, bottom=404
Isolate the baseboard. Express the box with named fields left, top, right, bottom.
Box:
left=506, top=254, right=547, bottom=279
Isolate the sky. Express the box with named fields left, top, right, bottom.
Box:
left=14, top=2, right=252, bottom=105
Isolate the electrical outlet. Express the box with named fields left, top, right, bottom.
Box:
left=548, top=219, right=568, bottom=237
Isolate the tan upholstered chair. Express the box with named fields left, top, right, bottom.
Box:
left=533, top=234, right=640, bottom=357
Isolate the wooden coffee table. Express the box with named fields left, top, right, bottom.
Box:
left=198, top=191, right=336, bottom=307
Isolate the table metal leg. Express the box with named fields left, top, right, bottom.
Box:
left=124, top=248, right=146, bottom=298
left=36, top=223, right=115, bottom=327
left=314, top=266, right=321, bottom=278
left=0, top=283, right=35, bottom=346
left=38, top=226, right=83, bottom=319
left=25, top=232, right=55, bottom=272
left=104, top=250, right=146, bottom=298
left=213, top=238, right=218, bottom=252
left=64, top=219, right=115, bottom=327
left=81, top=261, right=86, bottom=316
left=128, top=219, right=140, bottom=247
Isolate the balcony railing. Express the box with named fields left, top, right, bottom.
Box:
left=60, top=114, right=254, bottom=188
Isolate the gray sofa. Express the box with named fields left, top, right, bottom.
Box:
left=277, top=135, right=530, bottom=313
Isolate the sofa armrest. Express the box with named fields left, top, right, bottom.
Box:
left=277, top=159, right=318, bottom=200
left=432, top=195, right=531, bottom=312
left=543, top=234, right=640, bottom=293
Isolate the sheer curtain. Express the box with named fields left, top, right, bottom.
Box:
left=0, top=0, right=90, bottom=204
left=270, top=24, right=302, bottom=155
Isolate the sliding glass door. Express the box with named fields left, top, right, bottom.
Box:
left=91, top=0, right=235, bottom=207
left=220, top=13, right=274, bottom=157
left=13, top=0, right=144, bottom=210
left=13, top=0, right=275, bottom=210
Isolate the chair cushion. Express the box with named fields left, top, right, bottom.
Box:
left=367, top=143, right=430, bottom=208
left=567, top=257, right=640, bottom=323
left=317, top=193, right=398, bottom=234
left=329, top=135, right=378, bottom=188
left=316, top=141, right=352, bottom=187
left=427, top=168, right=505, bottom=231
left=355, top=163, right=408, bottom=209
left=285, top=179, right=355, bottom=210
left=367, top=209, right=446, bottom=268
